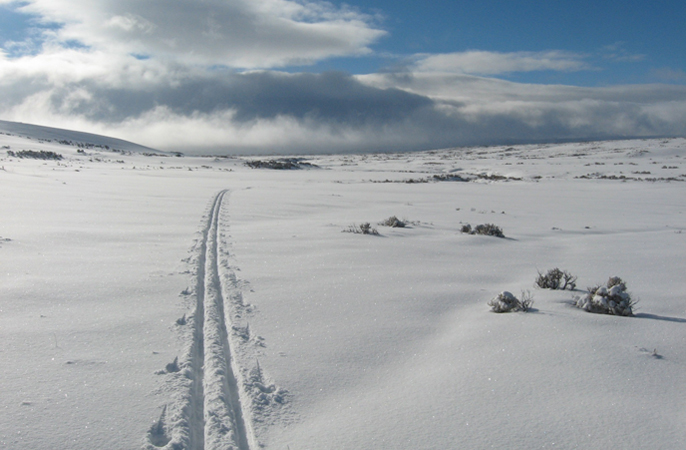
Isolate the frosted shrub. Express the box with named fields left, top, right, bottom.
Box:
left=575, top=276, right=635, bottom=316
left=488, top=291, right=533, bottom=313
left=359, top=223, right=378, bottom=235
left=474, top=223, right=504, bottom=237
left=535, top=268, right=577, bottom=290
left=461, top=223, right=505, bottom=238
left=344, top=222, right=379, bottom=235
left=245, top=158, right=318, bottom=169
left=379, top=216, right=406, bottom=228
left=607, top=276, right=626, bottom=290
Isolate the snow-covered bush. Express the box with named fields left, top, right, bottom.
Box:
left=7, top=149, right=63, bottom=160
left=575, top=276, right=635, bottom=316
left=379, top=216, right=406, bottom=228
left=461, top=223, right=505, bottom=238
left=344, top=222, right=379, bottom=235
left=488, top=291, right=533, bottom=313
left=245, top=158, right=318, bottom=169
left=535, top=268, right=577, bottom=290
left=475, top=223, right=504, bottom=237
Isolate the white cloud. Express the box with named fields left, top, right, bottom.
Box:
left=413, top=50, right=590, bottom=75
left=650, top=67, right=686, bottom=83
left=3, top=68, right=685, bottom=154
left=359, top=72, right=686, bottom=144
left=106, top=14, right=156, bottom=34
left=0, top=45, right=182, bottom=89
left=9, top=0, right=386, bottom=68
left=600, top=42, right=645, bottom=62
left=1, top=2, right=685, bottom=154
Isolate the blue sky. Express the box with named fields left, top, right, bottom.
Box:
left=0, top=0, right=685, bottom=153
left=303, top=0, right=686, bottom=85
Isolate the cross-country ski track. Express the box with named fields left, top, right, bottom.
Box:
left=145, top=190, right=258, bottom=450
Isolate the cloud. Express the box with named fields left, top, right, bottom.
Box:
left=412, top=50, right=590, bottom=75
left=359, top=72, right=686, bottom=104
left=600, top=42, right=645, bottom=62
left=650, top=67, right=686, bottom=83
left=1, top=2, right=685, bottom=154
left=6, top=0, right=386, bottom=68
left=0, top=59, right=445, bottom=152
left=3, top=61, right=685, bottom=154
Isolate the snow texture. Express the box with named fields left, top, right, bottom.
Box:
left=1, top=120, right=685, bottom=449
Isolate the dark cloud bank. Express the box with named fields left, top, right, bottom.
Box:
left=4, top=70, right=686, bottom=154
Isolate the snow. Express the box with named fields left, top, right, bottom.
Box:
left=1, top=120, right=685, bottom=449
left=0, top=119, right=162, bottom=155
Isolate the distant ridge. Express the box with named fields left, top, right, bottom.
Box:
left=0, top=119, right=164, bottom=154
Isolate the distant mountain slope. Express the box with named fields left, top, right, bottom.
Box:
left=0, top=120, right=163, bottom=154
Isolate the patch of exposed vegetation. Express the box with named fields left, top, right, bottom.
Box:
left=575, top=276, right=636, bottom=316
left=488, top=291, right=534, bottom=313
left=378, top=216, right=406, bottom=228
left=432, top=174, right=469, bottom=182
left=56, top=140, right=121, bottom=152
left=474, top=173, right=522, bottom=181
left=535, top=268, right=577, bottom=290
left=343, top=223, right=379, bottom=235
left=372, top=172, right=521, bottom=184
left=576, top=173, right=684, bottom=182
left=245, top=158, right=318, bottom=170
left=7, top=150, right=63, bottom=160
left=460, top=223, right=505, bottom=238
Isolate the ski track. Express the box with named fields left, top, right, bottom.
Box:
left=199, top=189, right=253, bottom=450
left=147, top=190, right=255, bottom=450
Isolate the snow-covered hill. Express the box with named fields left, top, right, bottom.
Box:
left=0, top=119, right=166, bottom=155
left=1, top=123, right=685, bottom=449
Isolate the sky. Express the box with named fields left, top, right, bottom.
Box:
left=1, top=0, right=685, bottom=154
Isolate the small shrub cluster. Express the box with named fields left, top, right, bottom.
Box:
left=379, top=216, right=406, bottom=228
left=7, top=150, right=63, bottom=160
left=575, top=277, right=635, bottom=316
left=488, top=291, right=534, bottom=313
left=461, top=223, right=505, bottom=238
left=55, top=140, right=112, bottom=151
left=491, top=271, right=637, bottom=318
left=344, top=223, right=379, bottom=235
left=245, top=158, right=318, bottom=170
left=474, top=173, right=522, bottom=182
left=432, top=174, right=469, bottom=182
left=535, top=268, right=577, bottom=290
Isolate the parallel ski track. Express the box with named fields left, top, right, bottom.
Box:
left=189, top=190, right=253, bottom=450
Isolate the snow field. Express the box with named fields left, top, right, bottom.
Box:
left=227, top=153, right=686, bottom=449
left=1, top=124, right=685, bottom=449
